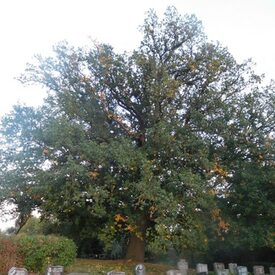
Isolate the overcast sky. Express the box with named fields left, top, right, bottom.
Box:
left=0, top=0, right=275, bottom=118
left=1, top=0, right=275, bottom=229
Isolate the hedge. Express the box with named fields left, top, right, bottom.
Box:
left=15, top=234, right=77, bottom=273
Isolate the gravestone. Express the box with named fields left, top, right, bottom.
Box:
left=214, top=263, right=225, bottom=275
left=219, top=270, right=229, bottom=275
left=237, top=266, right=248, bottom=275
left=228, top=263, right=238, bottom=275
left=8, top=267, right=28, bottom=275
left=196, top=263, right=208, bottom=275
left=177, top=259, right=188, bottom=275
left=253, top=266, right=264, bottom=275
left=46, top=266, right=64, bottom=275
left=134, top=264, right=146, bottom=275
left=167, top=270, right=184, bottom=275
left=107, top=271, right=125, bottom=275
left=270, top=267, right=275, bottom=275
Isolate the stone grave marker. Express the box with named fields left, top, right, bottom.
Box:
left=107, top=271, right=126, bottom=275
left=228, top=263, right=238, bottom=275
left=270, top=267, right=275, bottom=275
left=253, top=266, right=264, bottom=275
left=219, top=270, right=229, bottom=275
left=46, top=266, right=64, bottom=275
left=8, top=267, right=28, bottom=275
left=177, top=259, right=188, bottom=275
left=237, top=266, right=248, bottom=275
left=134, top=264, right=146, bottom=275
left=167, top=270, right=184, bottom=275
left=196, top=263, right=208, bottom=275
left=214, top=263, right=225, bottom=275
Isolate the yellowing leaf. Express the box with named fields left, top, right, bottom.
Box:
left=88, top=171, right=99, bottom=179
left=114, top=213, right=127, bottom=222
left=213, top=162, right=228, bottom=177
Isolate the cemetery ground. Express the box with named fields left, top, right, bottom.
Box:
left=6, top=259, right=275, bottom=275
left=64, top=258, right=174, bottom=274
left=31, top=259, right=275, bottom=275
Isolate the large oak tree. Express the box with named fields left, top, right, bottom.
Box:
left=0, top=7, right=274, bottom=261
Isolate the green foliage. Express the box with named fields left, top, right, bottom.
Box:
left=15, top=234, right=77, bottom=272
left=0, top=6, right=274, bottom=261
left=18, top=216, right=47, bottom=235
left=99, top=224, right=128, bottom=259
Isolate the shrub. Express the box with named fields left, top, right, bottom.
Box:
left=0, top=235, right=23, bottom=273
left=15, top=234, right=77, bottom=273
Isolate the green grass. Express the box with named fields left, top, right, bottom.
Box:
left=65, top=258, right=174, bottom=274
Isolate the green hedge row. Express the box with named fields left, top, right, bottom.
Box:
left=0, top=234, right=77, bottom=273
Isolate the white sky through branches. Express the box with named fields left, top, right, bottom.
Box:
left=0, top=0, right=275, bottom=229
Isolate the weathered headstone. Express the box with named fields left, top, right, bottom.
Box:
left=219, top=270, right=229, bottom=275
left=196, top=263, right=208, bottom=275
left=270, top=267, right=275, bottom=275
left=177, top=259, right=188, bottom=275
left=107, top=271, right=126, bottom=275
left=228, top=263, right=238, bottom=275
left=46, top=266, right=64, bottom=275
left=253, top=266, right=264, bottom=275
left=167, top=270, right=184, bottom=275
left=134, top=264, right=146, bottom=275
left=214, top=263, right=225, bottom=275
left=8, top=267, right=28, bottom=275
left=237, top=266, right=248, bottom=275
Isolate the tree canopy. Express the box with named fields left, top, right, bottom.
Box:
left=0, top=7, right=274, bottom=261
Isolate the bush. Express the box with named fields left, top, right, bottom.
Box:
left=0, top=235, right=23, bottom=273
left=15, top=234, right=77, bottom=273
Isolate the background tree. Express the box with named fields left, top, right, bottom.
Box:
left=206, top=87, right=275, bottom=263
left=0, top=7, right=274, bottom=261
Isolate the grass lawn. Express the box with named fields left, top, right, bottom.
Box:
left=65, top=258, right=175, bottom=274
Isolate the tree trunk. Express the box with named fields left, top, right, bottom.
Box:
left=125, top=214, right=147, bottom=262
left=125, top=233, right=145, bottom=262
left=16, top=213, right=31, bottom=235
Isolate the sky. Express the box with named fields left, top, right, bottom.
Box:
left=0, top=0, right=275, bottom=229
